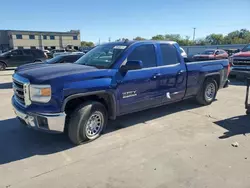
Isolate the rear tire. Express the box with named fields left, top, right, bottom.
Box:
left=68, top=101, right=107, bottom=145
left=0, top=62, right=6, bottom=71
left=196, top=78, right=218, bottom=105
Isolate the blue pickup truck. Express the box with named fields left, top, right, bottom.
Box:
left=12, top=41, right=229, bottom=145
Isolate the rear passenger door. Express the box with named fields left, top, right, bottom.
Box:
left=158, top=43, right=187, bottom=103
left=117, top=44, right=161, bottom=114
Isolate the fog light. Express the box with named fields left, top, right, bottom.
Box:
left=37, top=116, right=48, bottom=129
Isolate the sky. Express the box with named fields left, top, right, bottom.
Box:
left=0, top=0, right=250, bottom=43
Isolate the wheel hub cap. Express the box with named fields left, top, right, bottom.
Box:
left=86, top=112, right=104, bottom=138
left=205, top=83, right=215, bottom=101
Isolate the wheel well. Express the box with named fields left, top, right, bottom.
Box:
left=0, top=61, right=7, bottom=67
left=34, top=59, right=42, bottom=62
left=64, top=93, right=115, bottom=120
left=206, top=74, right=220, bottom=89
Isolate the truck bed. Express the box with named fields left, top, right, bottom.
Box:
left=185, top=59, right=229, bottom=98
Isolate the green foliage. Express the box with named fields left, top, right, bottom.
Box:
left=81, top=41, right=95, bottom=47
left=94, top=29, right=250, bottom=47
left=133, top=36, right=146, bottom=41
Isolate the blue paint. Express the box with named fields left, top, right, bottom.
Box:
left=13, top=41, right=229, bottom=117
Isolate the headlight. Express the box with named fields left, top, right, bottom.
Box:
left=30, top=85, right=51, bottom=103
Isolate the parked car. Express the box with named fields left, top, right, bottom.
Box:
left=12, top=41, right=229, bottom=145
left=193, top=49, right=228, bottom=61
left=229, top=44, right=250, bottom=78
left=0, top=49, right=46, bottom=70
left=15, top=54, right=84, bottom=72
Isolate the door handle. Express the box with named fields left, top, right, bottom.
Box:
left=152, top=73, right=161, bottom=80
left=177, top=70, right=185, bottom=75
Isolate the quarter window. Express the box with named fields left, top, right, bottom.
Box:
left=160, top=44, right=179, bottom=66
left=128, top=44, right=157, bottom=68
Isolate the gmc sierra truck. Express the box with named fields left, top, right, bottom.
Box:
left=12, top=41, right=229, bottom=145
left=229, top=44, right=250, bottom=78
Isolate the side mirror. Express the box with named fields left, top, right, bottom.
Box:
left=120, top=60, right=143, bottom=72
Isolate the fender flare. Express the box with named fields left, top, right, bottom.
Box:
left=61, top=90, right=117, bottom=119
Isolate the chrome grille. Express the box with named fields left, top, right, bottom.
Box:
left=232, top=59, right=250, bottom=66
left=13, top=79, right=25, bottom=104
left=12, top=74, right=31, bottom=106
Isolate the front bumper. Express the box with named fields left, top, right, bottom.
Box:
left=12, top=97, right=66, bottom=133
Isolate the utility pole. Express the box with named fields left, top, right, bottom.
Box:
left=193, top=27, right=196, bottom=41
left=108, top=37, right=111, bottom=42
left=98, top=38, right=101, bottom=45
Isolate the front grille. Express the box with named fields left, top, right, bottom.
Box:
left=13, top=79, right=25, bottom=105
left=233, top=59, right=250, bottom=66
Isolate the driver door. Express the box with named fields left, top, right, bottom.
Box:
left=117, top=44, right=161, bottom=115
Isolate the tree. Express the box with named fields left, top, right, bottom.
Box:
left=115, top=38, right=129, bottom=42
left=151, top=34, right=165, bottom=40
left=81, top=41, right=95, bottom=47
left=205, top=34, right=224, bottom=45
left=133, top=36, right=146, bottom=41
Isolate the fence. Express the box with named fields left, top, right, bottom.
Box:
left=181, top=44, right=247, bottom=56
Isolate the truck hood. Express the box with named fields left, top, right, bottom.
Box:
left=232, top=51, right=250, bottom=58
left=16, top=63, right=111, bottom=84
left=15, top=62, right=45, bottom=72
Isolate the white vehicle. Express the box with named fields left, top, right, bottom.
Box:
left=180, top=47, right=187, bottom=58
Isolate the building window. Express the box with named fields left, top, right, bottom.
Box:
left=17, top=46, right=23, bottom=49
left=43, top=35, right=47, bottom=40
left=50, top=46, right=56, bottom=49
left=73, top=36, right=78, bottom=40
left=30, top=46, right=36, bottom=49
left=50, top=36, right=55, bottom=40
left=16, top=34, right=22, bottom=39
left=29, top=35, right=35, bottom=39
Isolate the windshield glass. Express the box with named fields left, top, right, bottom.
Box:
left=0, top=50, right=11, bottom=56
left=242, top=44, right=250, bottom=52
left=45, top=56, right=63, bottom=64
left=75, top=43, right=128, bottom=68
left=202, top=50, right=215, bottom=55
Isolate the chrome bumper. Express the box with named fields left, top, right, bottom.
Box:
left=13, top=105, right=66, bottom=133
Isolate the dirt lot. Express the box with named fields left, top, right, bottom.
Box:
left=0, top=70, right=250, bottom=188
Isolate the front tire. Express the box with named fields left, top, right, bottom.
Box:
left=196, top=78, right=218, bottom=105
left=0, top=62, right=6, bottom=71
left=68, top=101, right=107, bottom=145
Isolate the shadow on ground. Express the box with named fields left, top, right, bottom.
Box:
left=106, top=99, right=201, bottom=133
left=229, top=78, right=246, bottom=86
left=0, top=118, right=74, bottom=165
left=0, top=99, right=202, bottom=165
left=214, top=115, right=250, bottom=139
left=0, top=82, right=12, bottom=89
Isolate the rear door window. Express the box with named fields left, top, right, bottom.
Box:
left=160, top=44, right=179, bottom=66
left=32, top=50, right=45, bottom=58
left=127, top=44, right=157, bottom=68
left=23, top=49, right=33, bottom=56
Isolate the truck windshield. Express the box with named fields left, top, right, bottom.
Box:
left=75, top=43, right=128, bottom=68
left=242, top=44, right=250, bottom=52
